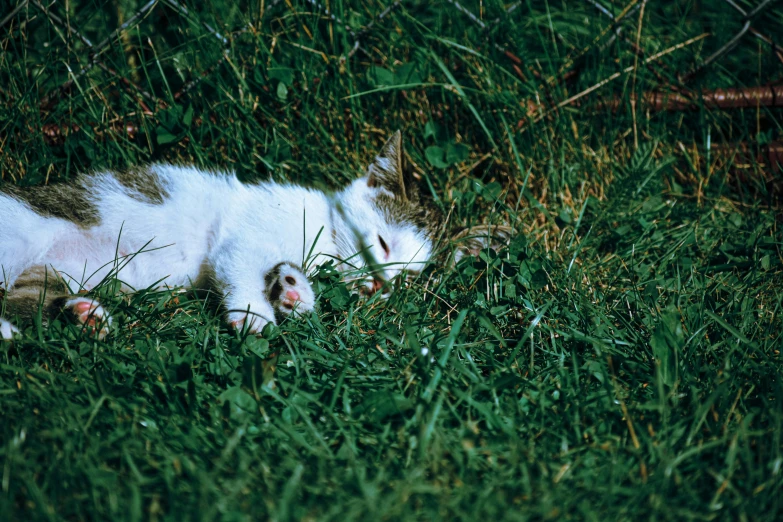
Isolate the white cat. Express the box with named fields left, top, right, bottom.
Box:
left=0, top=131, right=440, bottom=339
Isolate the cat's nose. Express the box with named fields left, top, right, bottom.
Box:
left=285, top=289, right=300, bottom=302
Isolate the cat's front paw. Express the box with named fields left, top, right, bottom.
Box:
left=226, top=304, right=275, bottom=335
left=265, top=263, right=315, bottom=317
left=64, top=297, right=112, bottom=340
left=0, top=318, right=20, bottom=341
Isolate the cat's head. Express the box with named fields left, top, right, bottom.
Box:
left=333, top=131, right=442, bottom=293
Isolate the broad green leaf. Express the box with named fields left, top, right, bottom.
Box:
left=155, top=127, right=177, bottom=144
left=218, top=386, right=257, bottom=420
left=276, top=82, right=288, bottom=101
left=268, top=67, right=294, bottom=86
left=245, top=337, right=270, bottom=358
left=368, top=66, right=395, bottom=86
left=445, top=142, right=470, bottom=164
left=425, top=146, right=449, bottom=169
left=353, top=390, right=412, bottom=422
left=182, top=104, right=194, bottom=127
left=558, top=208, right=574, bottom=225
left=423, top=120, right=439, bottom=140
left=395, top=62, right=422, bottom=84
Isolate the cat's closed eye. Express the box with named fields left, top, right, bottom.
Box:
left=378, top=235, right=390, bottom=259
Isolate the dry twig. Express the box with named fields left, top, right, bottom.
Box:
left=599, top=84, right=783, bottom=112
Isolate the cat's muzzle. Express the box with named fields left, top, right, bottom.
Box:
left=358, top=278, right=388, bottom=296
left=358, top=269, right=420, bottom=296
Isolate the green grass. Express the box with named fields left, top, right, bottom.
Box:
left=2, top=0, right=783, bottom=520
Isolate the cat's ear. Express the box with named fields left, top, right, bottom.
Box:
left=367, top=130, right=407, bottom=201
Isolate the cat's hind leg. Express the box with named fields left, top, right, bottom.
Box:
left=60, top=296, right=112, bottom=340
left=1, top=192, right=82, bottom=339
left=1, top=265, right=64, bottom=339
left=1, top=266, right=112, bottom=340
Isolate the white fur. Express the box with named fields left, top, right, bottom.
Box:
left=1, top=163, right=432, bottom=335
left=0, top=318, right=19, bottom=340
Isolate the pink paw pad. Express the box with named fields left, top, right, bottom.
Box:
left=277, top=269, right=314, bottom=314
left=283, top=288, right=301, bottom=309
left=72, top=300, right=95, bottom=315
left=264, top=262, right=315, bottom=319
left=65, top=297, right=112, bottom=339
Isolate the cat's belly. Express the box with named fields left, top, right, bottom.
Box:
left=43, top=227, right=206, bottom=291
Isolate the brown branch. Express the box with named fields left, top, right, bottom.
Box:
left=599, top=84, right=783, bottom=112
